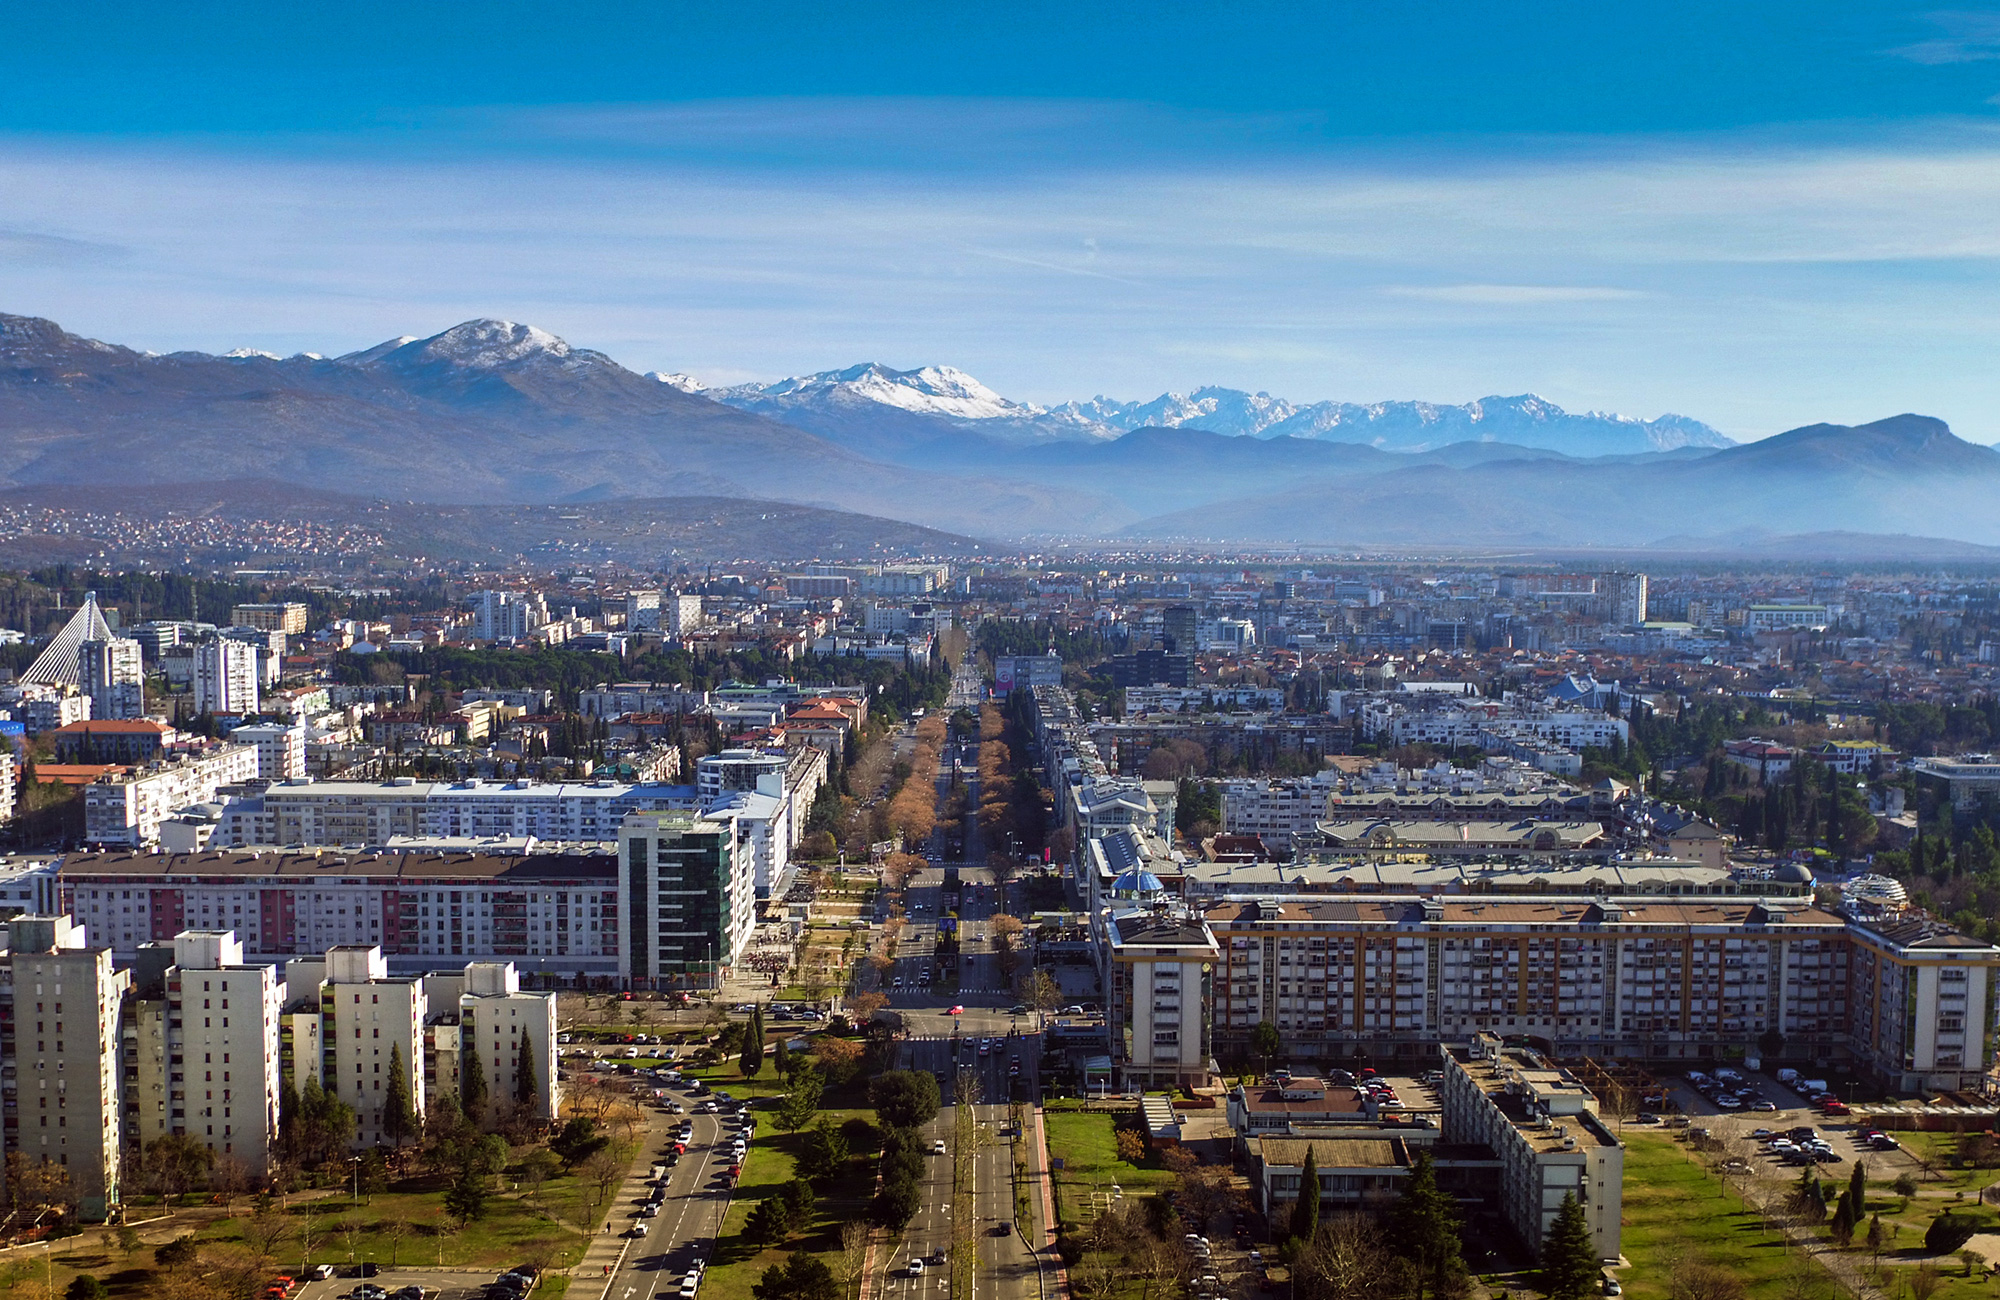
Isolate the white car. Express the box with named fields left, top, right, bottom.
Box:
left=932, top=1140, right=948, bottom=1154
left=909, top=1260, right=925, bottom=1277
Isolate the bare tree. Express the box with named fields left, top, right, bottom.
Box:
left=840, top=1220, right=872, bottom=1300
left=239, top=1207, right=290, bottom=1262
left=382, top=1217, right=414, bottom=1269
left=1669, top=1258, right=1747, bottom=1300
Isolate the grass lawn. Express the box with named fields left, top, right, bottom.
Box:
left=694, top=1106, right=878, bottom=1300
left=1042, top=1109, right=1172, bottom=1232
left=1616, top=1133, right=1799, bottom=1300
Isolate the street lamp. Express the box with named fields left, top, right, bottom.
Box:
left=348, top=1155, right=362, bottom=1205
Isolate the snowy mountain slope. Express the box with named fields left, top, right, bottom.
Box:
left=713, top=360, right=1730, bottom=459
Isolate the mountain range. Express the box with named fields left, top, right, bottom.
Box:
left=4, top=311, right=1999, bottom=553
left=692, top=363, right=1730, bottom=459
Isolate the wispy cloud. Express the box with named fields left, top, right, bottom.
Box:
left=1890, top=11, right=2000, bottom=64
left=1383, top=284, right=1646, bottom=304
left=6, top=104, right=2000, bottom=441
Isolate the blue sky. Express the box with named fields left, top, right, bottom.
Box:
left=7, top=3, right=2000, bottom=439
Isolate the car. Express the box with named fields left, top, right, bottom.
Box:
left=388, top=1289, right=424, bottom=1300
left=979, top=1043, right=991, bottom=1056
left=1635, top=1112, right=1659, bottom=1125
left=996, top=1222, right=1016, bottom=1237
left=1751, top=1100, right=1779, bottom=1112
left=625, top=1225, right=648, bottom=1238
left=1873, top=1136, right=1902, bottom=1151
left=349, top=1288, right=388, bottom=1300
left=678, top=1282, right=699, bottom=1300
left=1750, top=1127, right=1774, bottom=1139
left=1010, top=1004, right=1030, bottom=1014
left=641, top=1204, right=661, bottom=1218
left=926, top=1251, right=947, bottom=1266
left=908, top=1260, right=925, bottom=1277
left=1604, top=1278, right=1623, bottom=1295
left=932, top=1140, right=948, bottom=1154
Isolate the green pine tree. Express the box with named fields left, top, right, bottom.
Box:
left=1540, top=1193, right=1599, bottom=1300
left=1288, top=1145, right=1321, bottom=1244
left=1849, top=1160, right=1868, bottom=1218
left=1385, top=1149, right=1468, bottom=1298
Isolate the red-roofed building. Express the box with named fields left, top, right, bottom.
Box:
left=50, top=719, right=176, bottom=765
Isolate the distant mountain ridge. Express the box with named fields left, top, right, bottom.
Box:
left=706, top=362, right=1731, bottom=457
left=5, top=311, right=1997, bottom=553
left=0, top=312, right=1118, bottom=536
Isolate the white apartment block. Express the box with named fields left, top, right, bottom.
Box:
left=82, top=744, right=260, bottom=846
left=1846, top=916, right=2000, bottom=1092
left=471, top=590, right=549, bottom=643
left=1219, top=772, right=1342, bottom=850
left=125, top=931, right=283, bottom=1177
left=578, top=683, right=710, bottom=719
left=288, top=946, right=427, bottom=1149
left=1106, top=909, right=1220, bottom=1089
left=60, top=849, right=622, bottom=982
left=0, top=916, right=131, bottom=1221
left=421, top=962, right=560, bottom=1124
left=1126, top=685, right=1287, bottom=714
left=77, top=638, right=145, bottom=721
left=0, top=754, right=14, bottom=828
left=624, top=590, right=661, bottom=631
left=665, top=594, right=704, bottom=638
left=1441, top=1035, right=1624, bottom=1262
left=194, top=639, right=260, bottom=715
left=229, top=721, right=308, bottom=781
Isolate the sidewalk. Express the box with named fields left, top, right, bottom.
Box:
left=1030, top=1105, right=1070, bottom=1299
left=562, top=1107, right=667, bottom=1298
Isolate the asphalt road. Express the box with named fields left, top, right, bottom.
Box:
left=601, top=1104, right=732, bottom=1300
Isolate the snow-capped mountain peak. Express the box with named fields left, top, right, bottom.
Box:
left=405, top=319, right=573, bottom=368
left=650, top=372, right=706, bottom=393
left=751, top=362, right=1034, bottom=421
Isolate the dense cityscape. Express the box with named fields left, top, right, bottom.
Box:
left=15, top=4, right=2000, bottom=1300
left=0, top=551, right=1991, bottom=1299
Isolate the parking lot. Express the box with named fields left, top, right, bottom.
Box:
left=1624, top=1066, right=1928, bottom=1184
left=290, top=1269, right=512, bottom=1300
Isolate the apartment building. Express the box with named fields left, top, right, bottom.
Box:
left=289, top=946, right=427, bottom=1148
left=124, top=930, right=283, bottom=1177
left=207, top=777, right=702, bottom=849
left=470, top=590, right=549, bottom=643
left=0, top=916, right=131, bottom=1221
left=1104, top=908, right=1221, bottom=1089
left=229, top=604, right=309, bottom=635
left=194, top=639, right=261, bottom=715
left=578, top=683, right=711, bottom=719
left=58, top=849, right=620, bottom=982
left=1913, top=755, right=2000, bottom=816
left=77, top=637, right=145, bottom=720
left=51, top=719, right=172, bottom=765
left=228, top=721, right=308, bottom=781
left=1217, top=772, right=1342, bottom=851
left=1199, top=895, right=1864, bottom=1068
left=420, top=962, right=560, bottom=1124
left=1845, top=915, right=2000, bottom=1092
left=1441, top=1034, right=1623, bottom=1262
left=82, top=743, right=260, bottom=846
left=617, top=812, right=753, bottom=987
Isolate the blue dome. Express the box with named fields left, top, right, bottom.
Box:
left=1111, top=868, right=1165, bottom=894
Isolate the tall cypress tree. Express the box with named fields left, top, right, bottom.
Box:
left=1540, top=1193, right=1599, bottom=1300
left=380, top=1043, right=418, bottom=1148
left=515, top=1036, right=539, bottom=1111
left=1848, top=1159, right=1868, bottom=1219
left=461, top=1038, right=489, bottom=1126
left=1288, top=1146, right=1321, bottom=1245
left=741, top=1006, right=764, bottom=1078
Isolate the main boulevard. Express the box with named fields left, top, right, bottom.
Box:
left=595, top=655, right=1059, bottom=1300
